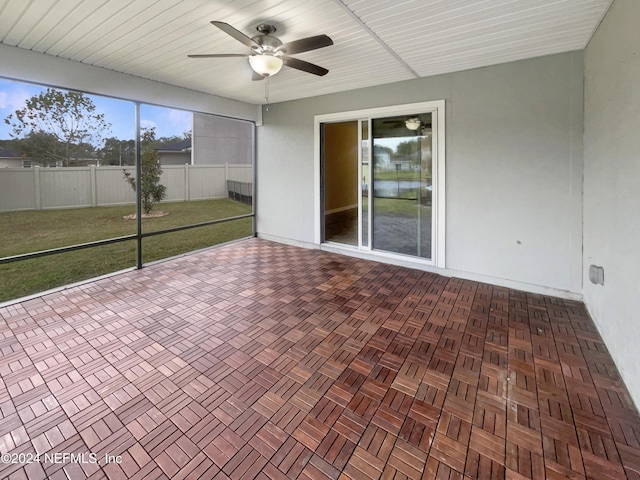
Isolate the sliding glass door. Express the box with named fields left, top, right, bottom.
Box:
left=318, top=100, right=444, bottom=267
left=371, top=114, right=432, bottom=259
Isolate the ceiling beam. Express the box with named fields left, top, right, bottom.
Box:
left=331, top=0, right=420, bottom=79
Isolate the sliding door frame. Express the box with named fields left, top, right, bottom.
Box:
left=314, top=100, right=446, bottom=268
left=358, top=118, right=371, bottom=250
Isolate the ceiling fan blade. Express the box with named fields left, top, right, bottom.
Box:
left=282, top=56, right=329, bottom=76
left=188, top=53, right=249, bottom=58
left=210, top=21, right=258, bottom=48
left=278, top=34, right=333, bottom=55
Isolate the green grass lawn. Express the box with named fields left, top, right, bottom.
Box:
left=373, top=170, right=422, bottom=181
left=0, top=199, right=252, bottom=303
left=364, top=196, right=432, bottom=218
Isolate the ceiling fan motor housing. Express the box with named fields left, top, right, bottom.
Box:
left=252, top=25, right=283, bottom=54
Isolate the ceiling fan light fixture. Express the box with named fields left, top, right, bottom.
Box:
left=249, top=54, right=283, bottom=76
left=405, top=118, right=421, bottom=131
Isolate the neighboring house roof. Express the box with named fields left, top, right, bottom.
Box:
left=156, top=139, right=191, bottom=152
left=0, top=147, right=20, bottom=158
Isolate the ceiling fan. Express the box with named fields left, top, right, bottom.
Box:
left=188, top=21, right=333, bottom=79
left=381, top=117, right=432, bottom=131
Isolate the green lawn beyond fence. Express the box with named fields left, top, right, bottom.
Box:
left=0, top=199, right=252, bottom=303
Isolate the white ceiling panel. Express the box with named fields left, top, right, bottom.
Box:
left=0, top=0, right=613, bottom=105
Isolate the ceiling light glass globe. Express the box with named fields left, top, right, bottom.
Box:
left=249, top=55, right=283, bottom=76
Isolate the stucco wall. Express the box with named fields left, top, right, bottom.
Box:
left=193, top=113, right=253, bottom=165
left=583, top=0, right=640, bottom=406
left=257, top=51, right=584, bottom=294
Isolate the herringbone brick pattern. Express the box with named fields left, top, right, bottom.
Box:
left=0, top=238, right=638, bottom=479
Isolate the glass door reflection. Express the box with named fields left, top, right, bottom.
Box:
left=371, top=114, right=433, bottom=259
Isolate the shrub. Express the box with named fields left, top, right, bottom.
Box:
left=123, top=128, right=167, bottom=214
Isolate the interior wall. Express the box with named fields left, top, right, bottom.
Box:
left=323, top=121, right=358, bottom=213
left=583, top=0, right=640, bottom=406
left=257, top=51, right=584, bottom=294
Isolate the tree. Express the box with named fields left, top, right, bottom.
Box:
left=394, top=139, right=420, bottom=159
left=123, top=128, right=167, bottom=214
left=101, top=138, right=135, bottom=166
left=151, top=133, right=191, bottom=150
left=4, top=88, right=111, bottom=166
left=18, top=131, right=63, bottom=166
left=0, top=138, right=22, bottom=154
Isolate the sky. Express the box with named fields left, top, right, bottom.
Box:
left=0, top=77, right=192, bottom=142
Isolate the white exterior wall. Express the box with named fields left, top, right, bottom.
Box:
left=583, top=0, right=640, bottom=406
left=257, top=51, right=584, bottom=295
left=193, top=114, right=253, bottom=165
left=159, top=152, right=191, bottom=166
left=0, top=159, right=24, bottom=168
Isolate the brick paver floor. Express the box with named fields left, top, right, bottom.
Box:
left=1, top=238, right=638, bottom=479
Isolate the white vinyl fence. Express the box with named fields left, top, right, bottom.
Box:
left=0, top=164, right=253, bottom=212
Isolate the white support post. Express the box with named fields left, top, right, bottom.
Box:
left=90, top=165, right=97, bottom=207
left=34, top=166, right=42, bottom=210
left=185, top=163, right=190, bottom=202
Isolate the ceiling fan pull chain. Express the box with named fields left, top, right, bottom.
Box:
left=265, top=75, right=270, bottom=111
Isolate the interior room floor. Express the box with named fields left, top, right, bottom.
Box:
left=324, top=208, right=358, bottom=246
left=1, top=238, right=638, bottom=480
